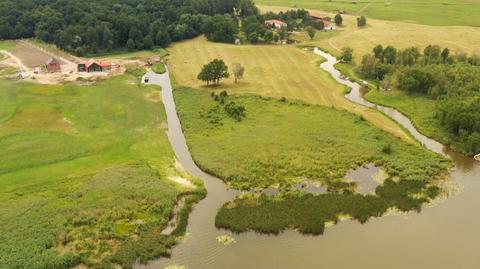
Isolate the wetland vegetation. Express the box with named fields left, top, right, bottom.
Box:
left=0, top=66, right=205, bottom=269
left=174, top=88, right=450, bottom=233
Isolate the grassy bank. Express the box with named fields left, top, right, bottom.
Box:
left=174, top=88, right=450, bottom=233
left=169, top=36, right=411, bottom=142
left=0, top=68, right=204, bottom=268
left=364, top=89, right=452, bottom=147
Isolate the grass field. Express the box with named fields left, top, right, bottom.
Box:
left=255, top=1, right=480, bottom=26
left=169, top=36, right=412, bottom=142
left=175, top=88, right=449, bottom=189
left=0, top=68, right=205, bottom=268
left=174, top=88, right=450, bottom=233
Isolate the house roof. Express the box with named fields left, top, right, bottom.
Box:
left=264, top=19, right=287, bottom=26
left=84, top=59, right=111, bottom=69
left=309, top=12, right=330, bottom=20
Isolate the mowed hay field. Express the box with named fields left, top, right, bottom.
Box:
left=259, top=5, right=480, bottom=62
left=255, top=1, right=480, bottom=26
left=169, top=37, right=412, bottom=142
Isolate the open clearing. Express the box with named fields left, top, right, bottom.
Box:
left=255, top=1, right=480, bottom=26
left=169, top=36, right=412, bottom=142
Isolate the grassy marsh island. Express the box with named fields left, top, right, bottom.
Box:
left=174, top=88, right=451, bottom=234
left=0, top=66, right=205, bottom=268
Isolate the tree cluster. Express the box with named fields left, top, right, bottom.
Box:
left=198, top=59, right=230, bottom=86
left=360, top=44, right=480, bottom=154
left=0, top=0, right=244, bottom=55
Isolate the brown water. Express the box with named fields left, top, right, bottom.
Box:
left=138, top=49, right=479, bottom=268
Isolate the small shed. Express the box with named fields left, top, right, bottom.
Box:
left=45, top=57, right=61, bottom=72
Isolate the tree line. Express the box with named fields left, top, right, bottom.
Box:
left=360, top=44, right=480, bottom=155
left=0, top=0, right=252, bottom=55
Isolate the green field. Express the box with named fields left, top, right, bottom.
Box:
left=256, top=0, right=480, bottom=26
left=169, top=36, right=413, bottom=142
left=175, top=88, right=449, bottom=189
left=0, top=67, right=205, bottom=268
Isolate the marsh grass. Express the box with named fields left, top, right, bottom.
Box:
left=175, top=88, right=450, bottom=190
left=0, top=69, right=205, bottom=268
left=175, top=88, right=450, bottom=234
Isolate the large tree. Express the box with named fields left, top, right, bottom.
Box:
left=198, top=59, right=230, bottom=85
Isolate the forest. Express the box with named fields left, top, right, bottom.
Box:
left=361, top=45, right=480, bottom=155
left=0, top=0, right=249, bottom=55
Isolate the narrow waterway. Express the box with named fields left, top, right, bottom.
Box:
left=138, top=48, right=479, bottom=268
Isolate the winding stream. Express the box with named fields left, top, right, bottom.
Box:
left=138, top=47, right=479, bottom=268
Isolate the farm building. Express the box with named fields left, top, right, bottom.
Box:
left=309, top=12, right=335, bottom=30
left=78, top=59, right=112, bottom=73
left=264, top=19, right=287, bottom=28
left=45, top=57, right=61, bottom=72
left=323, top=20, right=336, bottom=30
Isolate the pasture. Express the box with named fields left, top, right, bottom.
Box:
left=0, top=68, right=204, bottom=268
left=168, top=36, right=412, bottom=142
left=255, top=0, right=480, bottom=26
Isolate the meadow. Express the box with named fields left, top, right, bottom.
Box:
left=174, top=88, right=450, bottom=233
left=169, top=36, right=411, bottom=142
left=174, top=88, right=449, bottom=189
left=0, top=66, right=205, bottom=268
left=255, top=0, right=480, bottom=26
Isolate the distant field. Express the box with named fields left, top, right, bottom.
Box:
left=255, top=1, right=480, bottom=26
left=169, top=36, right=412, bottom=142
left=0, top=69, right=204, bottom=268
left=261, top=6, right=480, bottom=62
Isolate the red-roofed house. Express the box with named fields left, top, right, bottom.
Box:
left=78, top=59, right=112, bottom=72
left=264, top=19, right=287, bottom=28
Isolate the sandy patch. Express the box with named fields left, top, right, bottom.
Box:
left=168, top=176, right=196, bottom=189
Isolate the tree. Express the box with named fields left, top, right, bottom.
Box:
left=203, top=14, right=238, bottom=43
left=197, top=59, right=230, bottom=85
left=247, top=32, right=259, bottom=44
left=373, top=44, right=384, bottom=62
left=311, top=20, right=324, bottom=30
left=237, top=0, right=258, bottom=17
left=143, top=35, right=153, bottom=49
left=278, top=26, right=288, bottom=41
left=232, top=63, right=245, bottom=83
left=264, top=30, right=274, bottom=43
left=155, top=29, right=171, bottom=47
left=361, top=54, right=377, bottom=78
left=126, top=38, right=135, bottom=51
left=357, top=16, right=366, bottom=27
left=383, top=46, right=397, bottom=64
left=340, top=47, right=353, bottom=63
left=441, top=48, right=450, bottom=63
left=273, top=34, right=279, bottom=43
left=305, top=26, right=316, bottom=40
left=335, top=14, right=343, bottom=25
